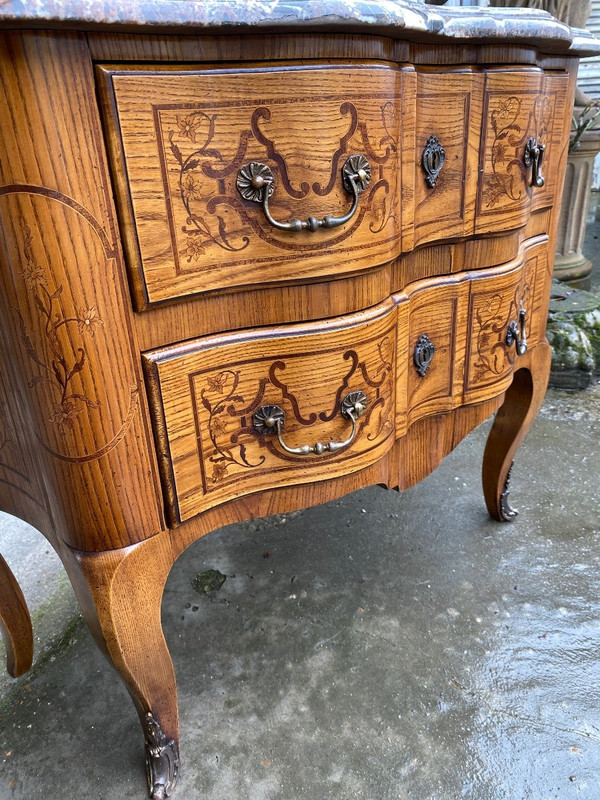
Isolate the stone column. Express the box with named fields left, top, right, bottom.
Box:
left=554, top=129, right=600, bottom=282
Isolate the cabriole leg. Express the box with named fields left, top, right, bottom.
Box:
left=61, top=535, right=179, bottom=799
left=482, top=342, right=551, bottom=522
left=0, top=552, right=33, bottom=678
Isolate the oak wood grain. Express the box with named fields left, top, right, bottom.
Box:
left=99, top=62, right=402, bottom=306
left=464, top=237, right=548, bottom=405
left=142, top=244, right=546, bottom=526
left=0, top=24, right=579, bottom=798
left=86, top=32, right=564, bottom=71
left=144, top=298, right=399, bottom=523
left=412, top=68, right=483, bottom=247
left=0, top=31, right=164, bottom=550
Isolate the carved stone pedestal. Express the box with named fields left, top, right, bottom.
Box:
left=554, top=128, right=600, bottom=283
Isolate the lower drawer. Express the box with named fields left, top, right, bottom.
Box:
left=463, top=238, right=548, bottom=403
left=143, top=237, right=549, bottom=524
left=143, top=304, right=398, bottom=522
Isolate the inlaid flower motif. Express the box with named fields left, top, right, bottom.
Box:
left=485, top=173, right=511, bottom=208
left=211, top=461, right=228, bottom=483
left=21, top=262, right=47, bottom=286
left=77, top=306, right=104, bottom=336
left=210, top=415, right=228, bottom=436
left=50, top=400, right=81, bottom=435
left=185, top=235, right=205, bottom=263
left=19, top=222, right=47, bottom=286
left=207, top=373, right=227, bottom=393
left=481, top=296, right=502, bottom=319
left=477, top=328, right=495, bottom=353
left=182, top=171, right=203, bottom=202
left=176, top=114, right=202, bottom=143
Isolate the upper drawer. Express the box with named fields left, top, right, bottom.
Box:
left=403, top=67, right=569, bottom=251
left=474, top=69, right=568, bottom=235
left=98, top=63, right=402, bottom=307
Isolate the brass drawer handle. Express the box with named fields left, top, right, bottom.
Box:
left=421, top=135, right=446, bottom=189
left=523, top=137, right=545, bottom=188
left=506, top=308, right=528, bottom=355
left=252, top=391, right=368, bottom=455
left=236, top=155, right=371, bottom=232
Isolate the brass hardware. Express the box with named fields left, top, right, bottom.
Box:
left=252, top=390, right=368, bottom=455
left=236, top=155, right=371, bottom=232
left=523, top=137, right=545, bottom=188
left=143, top=712, right=180, bottom=800
left=499, top=461, right=519, bottom=522
left=506, top=308, right=528, bottom=355
left=421, top=135, right=446, bottom=189
left=413, top=334, right=435, bottom=377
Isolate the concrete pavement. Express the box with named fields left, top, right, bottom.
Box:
left=0, top=380, right=598, bottom=800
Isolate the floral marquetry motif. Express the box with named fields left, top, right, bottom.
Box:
left=14, top=218, right=103, bottom=438
left=464, top=242, right=545, bottom=404
left=0, top=193, right=142, bottom=466
left=476, top=70, right=560, bottom=234
left=101, top=64, right=402, bottom=305
left=143, top=309, right=398, bottom=523
left=0, top=9, right=591, bottom=797
left=196, top=337, right=395, bottom=491
left=472, top=279, right=532, bottom=381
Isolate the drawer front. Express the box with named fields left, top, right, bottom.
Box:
left=475, top=70, right=566, bottom=235
left=532, top=72, right=571, bottom=213
left=143, top=305, right=398, bottom=522
left=100, top=64, right=401, bottom=306
left=406, top=280, right=469, bottom=425
left=464, top=239, right=548, bottom=403
left=413, top=69, right=483, bottom=247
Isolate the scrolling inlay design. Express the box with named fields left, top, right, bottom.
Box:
left=165, top=100, right=394, bottom=260
left=13, top=218, right=102, bottom=437
left=7, top=211, right=140, bottom=463
left=473, top=282, right=532, bottom=382
left=198, top=334, right=394, bottom=486
left=483, top=94, right=552, bottom=208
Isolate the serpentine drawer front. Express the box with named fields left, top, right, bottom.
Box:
left=475, top=70, right=568, bottom=235
left=143, top=304, right=398, bottom=522
left=100, top=63, right=568, bottom=308
left=0, top=4, right=596, bottom=799
left=99, top=63, right=402, bottom=306
left=143, top=242, right=545, bottom=525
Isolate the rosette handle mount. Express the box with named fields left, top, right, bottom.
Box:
left=236, top=156, right=371, bottom=232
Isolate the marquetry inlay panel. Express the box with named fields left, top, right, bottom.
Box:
left=99, top=63, right=402, bottom=305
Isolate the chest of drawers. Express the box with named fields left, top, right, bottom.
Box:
left=0, top=2, right=597, bottom=797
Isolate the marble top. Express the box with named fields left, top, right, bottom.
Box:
left=0, top=0, right=599, bottom=56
